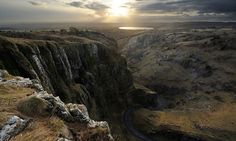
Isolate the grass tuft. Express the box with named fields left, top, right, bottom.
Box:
left=48, top=117, right=65, bottom=132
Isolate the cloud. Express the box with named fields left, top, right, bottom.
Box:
left=28, top=1, right=45, bottom=6
left=67, top=1, right=83, bottom=8
left=1, top=0, right=236, bottom=23
left=137, top=0, right=236, bottom=15
left=84, top=2, right=109, bottom=11
left=66, top=1, right=109, bottom=18
left=67, top=1, right=109, bottom=11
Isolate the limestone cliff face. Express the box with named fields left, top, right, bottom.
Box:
left=0, top=29, right=133, bottom=130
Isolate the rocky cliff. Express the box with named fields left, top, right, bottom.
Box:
left=0, top=28, right=134, bottom=140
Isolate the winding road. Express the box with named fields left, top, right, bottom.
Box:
left=123, top=94, right=167, bottom=141
left=123, top=108, right=154, bottom=141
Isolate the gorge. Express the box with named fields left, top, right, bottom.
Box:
left=0, top=25, right=236, bottom=141
left=0, top=28, right=142, bottom=141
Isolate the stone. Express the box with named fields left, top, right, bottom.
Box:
left=31, top=79, right=44, bottom=92
left=37, top=93, right=74, bottom=122
left=66, top=103, right=90, bottom=123
left=0, top=116, right=30, bottom=141
left=0, top=70, right=9, bottom=82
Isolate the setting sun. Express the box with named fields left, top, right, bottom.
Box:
left=108, top=0, right=129, bottom=17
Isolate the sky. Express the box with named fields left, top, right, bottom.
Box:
left=0, top=0, right=236, bottom=24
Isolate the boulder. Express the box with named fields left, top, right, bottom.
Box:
left=0, top=116, right=30, bottom=141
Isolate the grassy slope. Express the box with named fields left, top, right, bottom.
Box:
left=0, top=77, right=62, bottom=141
left=132, top=92, right=236, bottom=141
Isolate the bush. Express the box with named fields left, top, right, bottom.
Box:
left=17, top=96, right=48, bottom=117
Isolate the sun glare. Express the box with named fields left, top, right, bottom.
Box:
left=108, top=0, right=129, bottom=17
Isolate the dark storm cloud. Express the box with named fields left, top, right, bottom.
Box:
left=138, top=0, right=236, bottom=14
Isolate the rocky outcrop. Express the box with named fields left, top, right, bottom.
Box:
left=0, top=69, right=114, bottom=141
left=0, top=70, right=43, bottom=91
left=33, top=89, right=113, bottom=141
left=0, top=116, right=30, bottom=141
left=35, top=91, right=113, bottom=140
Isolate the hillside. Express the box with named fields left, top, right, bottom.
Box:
left=121, top=28, right=236, bottom=141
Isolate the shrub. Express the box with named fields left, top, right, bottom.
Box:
left=17, top=96, right=48, bottom=117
